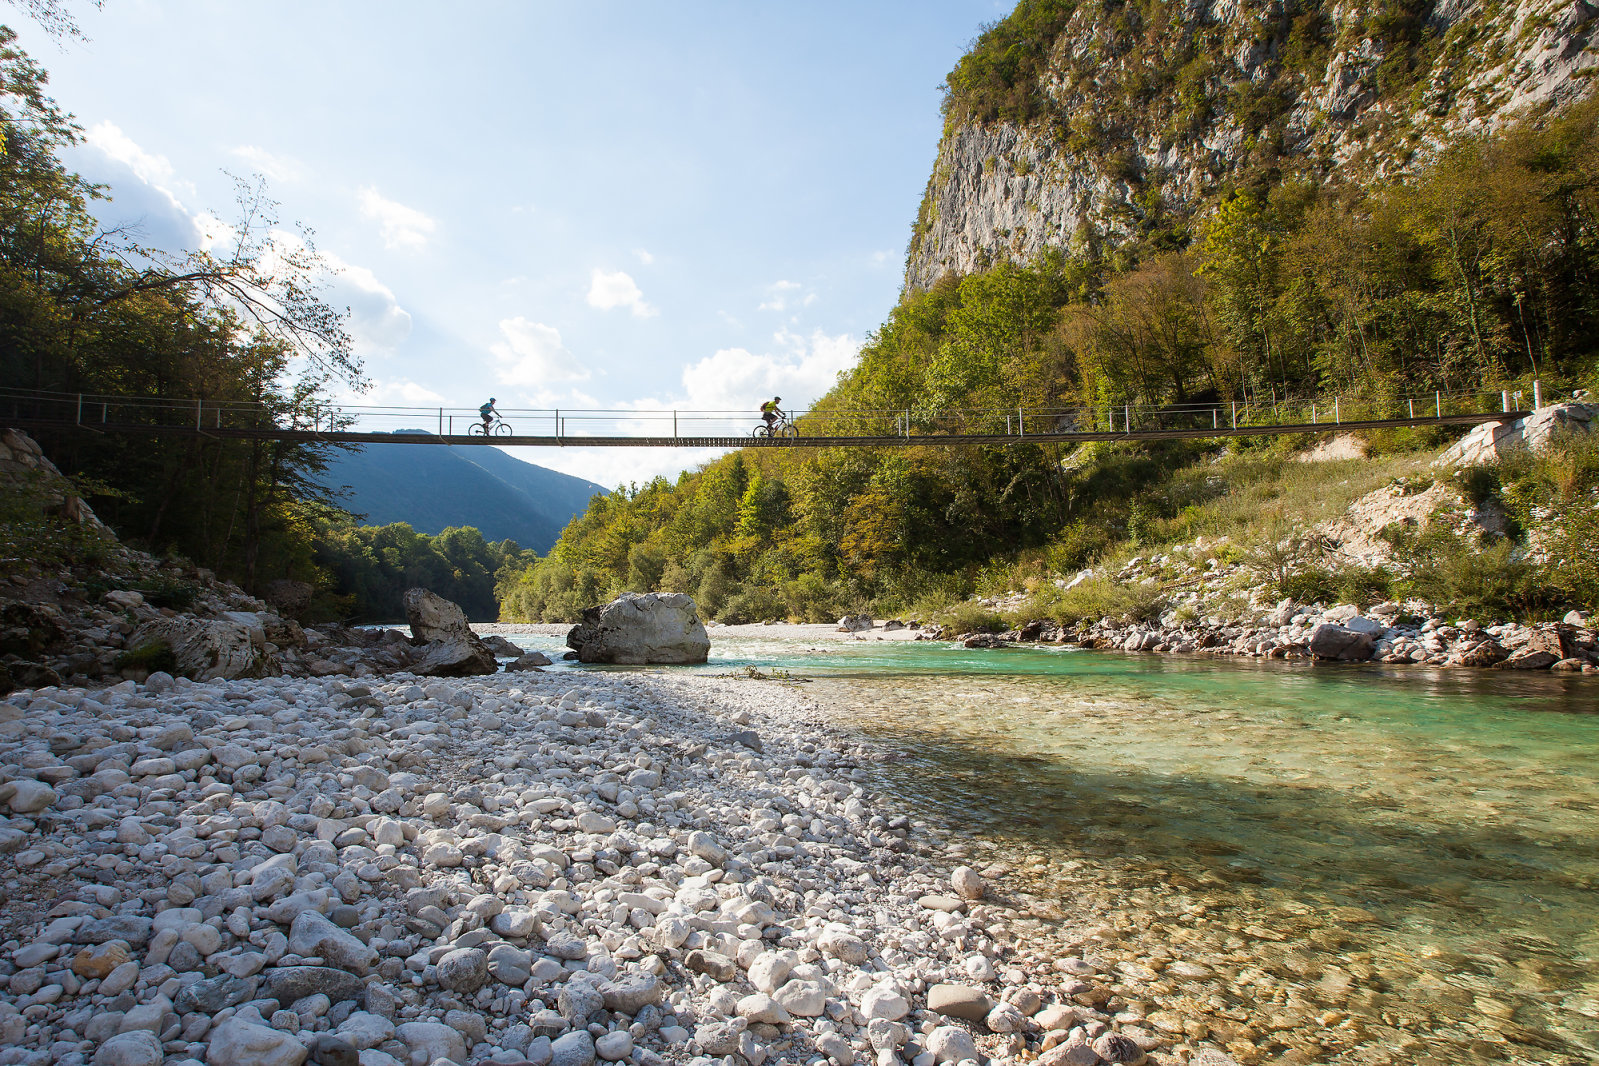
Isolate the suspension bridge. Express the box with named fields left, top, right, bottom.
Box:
left=1, top=386, right=1540, bottom=449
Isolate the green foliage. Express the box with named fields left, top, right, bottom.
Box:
left=1390, top=526, right=1544, bottom=617
left=1019, top=574, right=1166, bottom=626
left=0, top=31, right=359, bottom=598
left=0, top=471, right=115, bottom=576
left=937, top=601, right=1006, bottom=634
left=113, top=640, right=177, bottom=676
left=502, top=49, right=1599, bottom=630
left=317, top=522, right=522, bottom=621
left=943, top=0, right=1079, bottom=125
left=81, top=575, right=200, bottom=611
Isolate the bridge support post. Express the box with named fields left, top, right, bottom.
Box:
left=1018, top=406, right=1024, bottom=438
left=1213, top=408, right=1218, bottom=429
left=1334, top=397, right=1340, bottom=424
left=76, top=394, right=82, bottom=425
left=438, top=408, right=443, bottom=435
left=673, top=411, right=678, bottom=440
left=1409, top=398, right=1415, bottom=419
left=1534, top=379, right=1542, bottom=409
left=1125, top=404, right=1131, bottom=434
left=1436, top=391, right=1442, bottom=418
left=1502, top=390, right=1510, bottom=413
left=1312, top=404, right=1317, bottom=425
left=196, top=399, right=202, bottom=430
left=1231, top=402, right=1236, bottom=429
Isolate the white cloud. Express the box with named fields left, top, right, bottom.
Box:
left=357, top=185, right=437, bottom=250
left=323, top=255, right=413, bottom=355
left=331, top=377, right=445, bottom=407
left=508, top=445, right=723, bottom=491
left=230, top=145, right=305, bottom=184
left=587, top=269, right=656, bottom=317
left=85, top=121, right=195, bottom=199
left=491, top=317, right=591, bottom=403
left=71, top=125, right=413, bottom=365
left=75, top=122, right=203, bottom=251
left=621, top=328, right=859, bottom=415
left=633, top=248, right=654, bottom=265
left=758, top=279, right=805, bottom=312
left=524, top=330, right=860, bottom=488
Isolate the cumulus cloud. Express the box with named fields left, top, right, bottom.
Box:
left=330, top=377, right=444, bottom=407
left=358, top=185, right=437, bottom=250
left=509, top=331, right=860, bottom=488
left=509, top=445, right=722, bottom=491
left=625, top=329, right=859, bottom=414
left=67, top=125, right=414, bottom=365
left=229, top=145, right=306, bottom=184
left=757, top=279, right=805, bottom=312
left=587, top=269, right=656, bottom=317
left=74, top=122, right=203, bottom=251
left=322, top=254, right=413, bottom=356
left=491, top=317, right=592, bottom=403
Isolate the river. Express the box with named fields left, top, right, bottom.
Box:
left=503, top=630, right=1599, bottom=1065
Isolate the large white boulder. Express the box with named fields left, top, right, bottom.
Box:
left=1435, top=402, right=1594, bottom=467
left=402, top=587, right=499, bottom=676
left=403, top=587, right=472, bottom=642
left=127, top=617, right=270, bottom=680
left=566, top=592, right=711, bottom=665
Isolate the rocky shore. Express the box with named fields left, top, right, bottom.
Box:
left=948, top=596, right=1599, bottom=674
left=0, top=660, right=1248, bottom=1066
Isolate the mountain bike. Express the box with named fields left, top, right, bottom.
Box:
left=752, top=415, right=799, bottom=439
left=469, top=417, right=513, bottom=437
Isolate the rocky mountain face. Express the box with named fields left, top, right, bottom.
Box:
left=906, top=0, right=1599, bottom=291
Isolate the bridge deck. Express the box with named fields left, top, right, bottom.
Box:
left=4, top=410, right=1519, bottom=447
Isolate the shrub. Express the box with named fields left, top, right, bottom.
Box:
left=938, top=601, right=1006, bottom=634
left=114, top=640, right=177, bottom=676
left=0, top=471, right=115, bottom=577
left=1393, top=526, right=1543, bottom=617
left=1021, top=575, right=1166, bottom=625
left=717, top=586, right=785, bottom=625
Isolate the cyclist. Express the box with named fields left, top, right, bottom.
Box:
left=760, top=396, right=783, bottom=431
left=479, top=398, right=498, bottom=430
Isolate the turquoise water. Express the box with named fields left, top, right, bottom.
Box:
left=512, top=633, right=1599, bottom=1064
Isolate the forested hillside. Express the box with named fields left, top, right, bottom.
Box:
left=500, top=7, right=1599, bottom=625
left=0, top=26, right=359, bottom=594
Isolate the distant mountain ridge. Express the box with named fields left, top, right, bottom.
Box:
left=319, top=433, right=606, bottom=551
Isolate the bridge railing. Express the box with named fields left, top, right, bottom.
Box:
left=0, top=385, right=1532, bottom=440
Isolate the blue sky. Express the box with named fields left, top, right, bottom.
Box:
left=12, top=1, right=1004, bottom=487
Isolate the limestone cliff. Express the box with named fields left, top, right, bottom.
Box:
left=906, top=0, right=1599, bottom=291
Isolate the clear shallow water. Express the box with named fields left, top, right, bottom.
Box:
left=511, top=633, right=1599, bottom=1064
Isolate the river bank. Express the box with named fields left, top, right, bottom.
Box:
left=478, top=627, right=1599, bottom=1065
left=0, top=659, right=1239, bottom=1066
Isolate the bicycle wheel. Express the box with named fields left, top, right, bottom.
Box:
left=493, top=421, right=513, bottom=436
left=778, top=423, right=799, bottom=439
left=468, top=423, right=487, bottom=437
left=751, top=424, right=772, bottom=438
